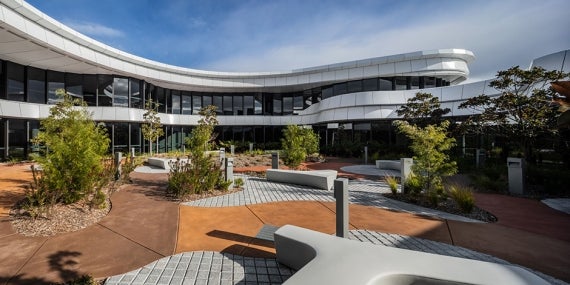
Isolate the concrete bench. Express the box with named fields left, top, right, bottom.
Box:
left=147, top=157, right=189, bottom=170
left=266, top=169, right=337, bottom=190
left=274, top=225, right=549, bottom=285
left=375, top=160, right=401, bottom=171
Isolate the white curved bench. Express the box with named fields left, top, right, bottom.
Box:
left=274, top=225, right=549, bottom=285
left=266, top=169, right=337, bottom=190
left=376, top=160, right=401, bottom=171
left=147, top=157, right=189, bottom=170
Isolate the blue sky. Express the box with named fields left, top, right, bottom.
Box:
left=26, top=0, right=570, bottom=82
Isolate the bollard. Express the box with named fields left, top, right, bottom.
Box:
left=364, top=146, right=368, bottom=165
left=225, top=158, right=234, bottom=189
left=334, top=178, right=349, bottom=238
left=249, top=143, right=254, bottom=153
left=114, top=152, right=122, bottom=180
left=219, top=147, right=226, bottom=162
left=476, top=149, right=486, bottom=168
left=507, top=157, right=525, bottom=195
left=131, top=147, right=135, bottom=159
left=182, top=145, right=186, bottom=154
left=272, top=152, right=279, bottom=169
left=231, top=145, right=235, bottom=156
left=400, top=158, right=413, bottom=193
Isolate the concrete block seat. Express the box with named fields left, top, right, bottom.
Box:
left=375, top=160, right=401, bottom=171
left=146, top=157, right=189, bottom=170
left=266, top=169, right=337, bottom=190
left=274, top=225, right=549, bottom=285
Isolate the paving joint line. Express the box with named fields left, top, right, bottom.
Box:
left=96, top=223, right=166, bottom=258
left=445, top=219, right=455, bottom=245
left=10, top=237, right=49, bottom=284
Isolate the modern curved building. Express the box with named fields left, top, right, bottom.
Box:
left=1, top=0, right=569, bottom=160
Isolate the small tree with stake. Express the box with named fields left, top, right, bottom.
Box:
left=142, top=98, right=164, bottom=156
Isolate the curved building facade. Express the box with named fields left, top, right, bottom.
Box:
left=0, top=0, right=568, bottom=159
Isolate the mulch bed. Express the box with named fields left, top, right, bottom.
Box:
left=384, top=193, right=498, bottom=223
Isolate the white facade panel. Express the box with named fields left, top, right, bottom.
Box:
left=441, top=85, right=463, bottom=101
left=362, top=65, right=379, bottom=78
left=348, top=67, right=363, bottom=80
left=0, top=100, right=22, bottom=117
left=410, top=59, right=428, bottom=71
left=340, top=93, right=357, bottom=107
left=461, top=81, right=486, bottom=99
left=395, top=61, right=412, bottom=73
left=378, top=63, right=396, bottom=75
left=355, top=92, right=374, bottom=106
left=347, top=106, right=364, bottom=120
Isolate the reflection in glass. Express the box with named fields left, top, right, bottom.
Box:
left=130, top=79, right=142, bottom=108
left=181, top=93, right=191, bottom=115
left=28, top=67, right=45, bottom=103
left=47, top=71, right=65, bottom=104
left=171, top=91, right=181, bottom=114
left=7, top=62, right=25, bottom=101
left=66, top=73, right=83, bottom=100
left=113, top=77, right=129, bottom=107
left=98, top=75, right=113, bottom=106
left=395, top=77, right=408, bottom=90
left=233, top=95, right=243, bottom=115
left=192, top=94, right=202, bottom=114
left=379, top=78, right=392, bottom=90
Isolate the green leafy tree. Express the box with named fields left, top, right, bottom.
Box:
left=33, top=90, right=110, bottom=205
left=393, top=120, right=457, bottom=204
left=396, top=92, right=450, bottom=126
left=168, top=105, right=224, bottom=198
left=281, top=125, right=319, bottom=168
left=142, top=98, right=164, bottom=155
left=459, top=66, right=569, bottom=161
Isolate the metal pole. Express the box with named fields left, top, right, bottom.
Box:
left=334, top=178, right=349, bottom=238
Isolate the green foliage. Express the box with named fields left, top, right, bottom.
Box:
left=167, top=106, right=226, bottom=199
left=385, top=175, right=399, bottom=195
left=56, top=274, right=98, bottom=285
left=281, top=125, right=319, bottom=168
left=447, top=184, right=475, bottom=213
left=403, top=173, right=423, bottom=195
left=21, top=166, right=55, bottom=219
left=394, top=120, right=457, bottom=205
left=142, top=99, right=164, bottom=155
left=396, top=92, right=451, bottom=126
left=32, top=90, right=110, bottom=205
left=234, top=177, right=245, bottom=188
left=459, top=66, right=569, bottom=160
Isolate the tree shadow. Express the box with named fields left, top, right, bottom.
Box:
left=0, top=251, right=85, bottom=285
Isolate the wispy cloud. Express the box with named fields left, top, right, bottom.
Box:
left=64, top=21, right=125, bottom=38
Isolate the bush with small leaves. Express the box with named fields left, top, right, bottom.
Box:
left=447, top=184, right=475, bottom=213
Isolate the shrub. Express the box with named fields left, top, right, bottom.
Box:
left=385, top=175, right=399, bottom=195
left=32, top=90, right=110, bottom=205
left=281, top=125, right=319, bottom=168
left=234, top=177, right=245, bottom=188
left=447, top=184, right=475, bottom=213
left=403, top=173, right=422, bottom=195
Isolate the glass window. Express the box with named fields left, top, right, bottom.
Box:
left=273, top=94, right=282, bottom=115
left=171, top=91, right=181, bottom=114
left=263, top=93, right=272, bottom=115
left=303, top=90, right=313, bottom=109
left=283, top=96, right=293, bottom=115
left=47, top=71, right=65, bottom=104
left=244, top=95, right=254, bottom=115
left=130, top=123, right=141, bottom=153
left=379, top=78, right=393, bottom=90
left=114, top=123, right=129, bottom=153
left=294, top=95, right=303, bottom=110
left=223, top=95, right=233, bottom=115
left=333, top=83, right=347, bottom=96
left=192, top=94, right=202, bottom=114
left=130, top=79, right=142, bottom=108
left=213, top=95, right=223, bottom=115
left=156, top=87, right=166, bottom=113
left=254, top=93, right=263, bottom=115
left=97, top=75, right=113, bottom=106
left=8, top=119, right=27, bottom=159
left=65, top=73, right=83, bottom=100
left=410, top=77, right=420, bottom=90
left=394, top=77, right=408, bottom=90
left=182, top=92, right=192, bottom=115
left=362, top=78, right=378, bottom=91
left=347, top=80, right=362, bottom=93
left=6, top=62, right=25, bottom=102
left=202, top=95, right=212, bottom=109
left=113, top=77, right=129, bottom=107
left=83, top=75, right=97, bottom=106
left=322, top=87, right=333, bottom=99
left=233, top=95, right=243, bottom=115
left=27, top=67, right=45, bottom=103
left=424, top=77, right=436, bottom=88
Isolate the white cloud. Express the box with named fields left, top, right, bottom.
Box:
left=65, top=21, right=124, bottom=38
left=198, top=0, right=570, bottom=80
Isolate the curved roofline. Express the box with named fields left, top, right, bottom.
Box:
left=0, top=0, right=474, bottom=91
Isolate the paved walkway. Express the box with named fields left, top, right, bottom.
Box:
left=183, top=175, right=481, bottom=223
left=1, top=162, right=569, bottom=284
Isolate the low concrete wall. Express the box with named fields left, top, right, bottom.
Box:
left=274, top=225, right=549, bottom=285
left=147, top=157, right=189, bottom=170
left=375, top=160, right=401, bottom=171
left=266, top=169, right=337, bottom=190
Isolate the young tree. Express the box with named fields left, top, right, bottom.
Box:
left=281, top=125, right=319, bottom=168
left=393, top=120, right=457, bottom=203
left=34, top=90, right=110, bottom=205
left=459, top=66, right=569, bottom=161
left=396, top=92, right=450, bottom=126
left=142, top=98, right=164, bottom=155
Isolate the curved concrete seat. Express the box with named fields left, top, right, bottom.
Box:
left=147, top=157, right=189, bottom=170
left=376, top=160, right=401, bottom=171
left=274, top=225, right=549, bottom=285
left=266, top=169, right=337, bottom=190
